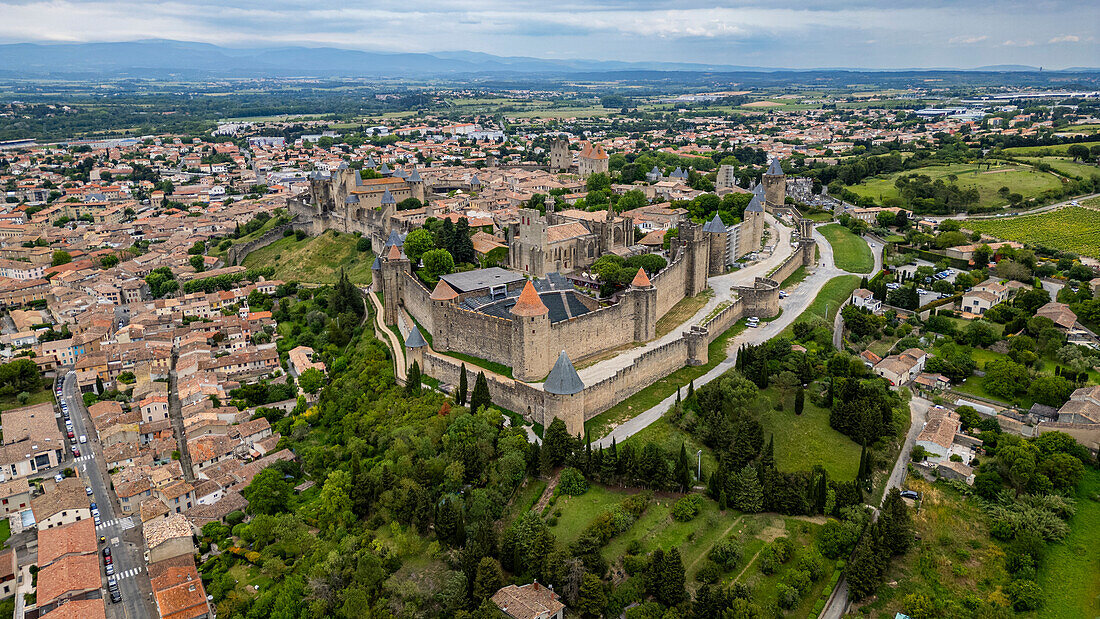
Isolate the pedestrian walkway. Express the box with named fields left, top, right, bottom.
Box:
left=119, top=517, right=134, bottom=531
left=75, top=453, right=95, bottom=462
left=97, top=517, right=131, bottom=531
left=115, top=565, right=144, bottom=581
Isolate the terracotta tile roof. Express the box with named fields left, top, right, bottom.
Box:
left=492, top=582, right=565, bottom=619
left=36, top=553, right=102, bottom=606
left=510, top=280, right=549, bottom=317
left=631, top=267, right=651, bottom=288
left=38, top=518, right=96, bottom=567
left=143, top=514, right=194, bottom=550
left=386, top=244, right=404, bottom=260
left=40, top=598, right=106, bottom=619
left=31, top=478, right=89, bottom=522
left=917, top=409, right=960, bottom=450
left=546, top=221, right=590, bottom=243
left=153, top=561, right=210, bottom=619
left=430, top=280, right=459, bottom=301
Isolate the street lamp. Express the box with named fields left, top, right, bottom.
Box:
left=696, top=450, right=702, bottom=481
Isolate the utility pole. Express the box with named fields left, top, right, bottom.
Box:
left=696, top=450, right=702, bottom=481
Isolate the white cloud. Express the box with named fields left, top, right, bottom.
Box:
left=1002, top=39, right=1035, bottom=47
left=1049, top=35, right=1080, bottom=43
left=949, top=35, right=987, bottom=45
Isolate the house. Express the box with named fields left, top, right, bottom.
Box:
left=37, top=518, right=97, bottom=567
left=31, top=477, right=91, bottom=530
left=35, top=553, right=102, bottom=613
left=873, top=348, right=928, bottom=386
left=150, top=555, right=212, bottom=619
left=916, top=409, right=961, bottom=459
left=492, top=582, right=565, bottom=619
left=115, top=476, right=153, bottom=514
left=960, top=280, right=1008, bottom=315
left=913, top=372, right=951, bottom=391
left=141, top=394, right=170, bottom=422
left=0, top=402, right=64, bottom=480
left=1035, top=302, right=1077, bottom=331
left=1056, top=385, right=1100, bottom=424
left=850, top=288, right=881, bottom=313
left=0, top=478, right=31, bottom=516
left=0, top=549, right=14, bottom=599
left=144, top=514, right=196, bottom=564
left=40, top=598, right=106, bottom=619
left=287, top=346, right=325, bottom=378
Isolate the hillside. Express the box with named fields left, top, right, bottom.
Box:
left=241, top=230, right=374, bottom=285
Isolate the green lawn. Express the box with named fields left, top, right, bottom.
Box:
left=1037, top=469, right=1100, bottom=619
left=782, top=275, right=862, bottom=337
left=1002, top=140, right=1100, bottom=157
left=546, top=485, right=635, bottom=547
left=442, top=351, right=512, bottom=379
left=584, top=321, right=747, bottom=441
left=818, top=224, right=874, bottom=273
left=757, top=387, right=861, bottom=481
left=1018, top=156, right=1100, bottom=180
left=804, top=212, right=835, bottom=222
left=0, top=386, right=54, bottom=413
left=242, top=230, right=375, bottom=285
left=846, top=162, right=1064, bottom=209
left=779, top=266, right=808, bottom=289
left=0, top=519, right=10, bottom=548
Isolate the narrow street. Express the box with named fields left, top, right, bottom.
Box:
left=60, top=371, right=154, bottom=619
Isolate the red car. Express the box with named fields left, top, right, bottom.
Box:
left=67, top=430, right=75, bottom=439
left=72, top=448, right=80, bottom=457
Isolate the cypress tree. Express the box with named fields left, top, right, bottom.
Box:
left=600, top=438, right=618, bottom=483
left=795, top=385, right=805, bottom=415
left=660, top=548, right=687, bottom=606
left=760, top=435, right=775, bottom=472
left=469, top=371, right=490, bottom=413
left=95, top=375, right=104, bottom=394
left=405, top=361, right=421, bottom=395
left=879, top=488, right=914, bottom=556
left=456, top=363, right=468, bottom=405
left=845, top=528, right=886, bottom=601
left=675, top=443, right=692, bottom=491
left=687, top=380, right=695, bottom=400
left=735, top=465, right=764, bottom=513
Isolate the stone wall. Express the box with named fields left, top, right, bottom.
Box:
left=701, top=297, right=745, bottom=344
left=435, top=305, right=513, bottom=366
left=580, top=338, right=693, bottom=419
left=398, top=270, right=434, bottom=335
left=226, top=217, right=299, bottom=266
left=650, top=251, right=689, bottom=318
left=550, top=295, right=638, bottom=363
left=1035, top=422, right=1100, bottom=453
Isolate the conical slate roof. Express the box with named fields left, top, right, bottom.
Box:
left=392, top=168, right=407, bottom=179
left=405, top=326, right=428, bottom=348
left=381, top=189, right=396, bottom=204
left=407, top=168, right=422, bottom=182
left=365, top=155, right=377, bottom=169
left=385, top=229, right=404, bottom=247
left=469, top=174, right=481, bottom=186
left=544, top=350, right=584, bottom=395
left=746, top=191, right=765, bottom=213
left=650, top=165, right=661, bottom=175
left=379, top=162, right=392, bottom=175
left=702, top=213, right=726, bottom=233
left=510, top=280, right=549, bottom=317
left=767, top=158, right=784, bottom=176
left=371, top=257, right=381, bottom=270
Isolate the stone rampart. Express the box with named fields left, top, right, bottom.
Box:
left=226, top=217, right=299, bottom=266
left=651, top=252, right=688, bottom=318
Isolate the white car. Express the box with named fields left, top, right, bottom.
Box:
left=54, top=473, right=64, bottom=483
left=86, top=487, right=94, bottom=496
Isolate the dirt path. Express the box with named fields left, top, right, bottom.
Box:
left=687, top=514, right=744, bottom=574
left=532, top=470, right=562, bottom=514
left=733, top=546, right=765, bottom=583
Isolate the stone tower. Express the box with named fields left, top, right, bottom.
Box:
left=404, top=326, right=428, bottom=377
left=678, top=222, right=710, bottom=298
left=380, top=243, right=408, bottom=326
left=762, top=157, right=786, bottom=210
left=549, top=137, right=570, bottom=172
left=702, top=213, right=728, bottom=275
left=510, top=281, right=551, bottom=382
left=543, top=350, right=585, bottom=437
left=407, top=167, right=425, bottom=203
left=742, top=188, right=766, bottom=257
left=509, top=208, right=548, bottom=277
left=629, top=268, right=658, bottom=342
left=715, top=165, right=738, bottom=192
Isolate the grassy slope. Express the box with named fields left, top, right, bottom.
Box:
left=242, top=230, right=374, bottom=285
left=846, top=162, right=1063, bottom=209
left=818, top=224, right=874, bottom=273
left=757, top=387, right=861, bottom=481
left=782, top=275, right=862, bottom=337
left=1019, top=156, right=1100, bottom=180
left=1036, top=468, right=1100, bottom=619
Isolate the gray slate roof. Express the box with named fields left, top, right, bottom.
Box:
left=345, top=194, right=359, bottom=204
left=746, top=192, right=765, bottom=213
left=381, top=189, right=396, bottom=204
left=544, top=351, right=584, bottom=395
left=702, top=213, right=726, bottom=233
left=407, top=168, right=422, bottom=182
left=767, top=158, right=784, bottom=176
left=405, top=327, right=428, bottom=348
left=379, top=163, right=392, bottom=175
left=371, top=257, right=381, bottom=270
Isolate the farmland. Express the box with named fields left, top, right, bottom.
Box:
left=846, top=162, right=1064, bottom=209
left=963, top=206, right=1100, bottom=259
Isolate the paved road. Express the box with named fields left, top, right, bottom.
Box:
left=819, top=395, right=930, bottom=619
left=60, top=372, right=154, bottom=619
left=594, top=226, right=847, bottom=448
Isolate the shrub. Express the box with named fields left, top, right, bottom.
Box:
left=695, top=561, right=721, bottom=584
left=776, top=583, right=801, bottom=609
left=671, top=494, right=703, bottom=522
left=1005, top=579, right=1042, bottom=611
left=558, top=467, right=589, bottom=496
left=225, top=511, right=246, bottom=527
left=708, top=538, right=743, bottom=570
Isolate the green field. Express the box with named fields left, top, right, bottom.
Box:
left=242, top=230, right=375, bottom=285
left=1019, top=156, right=1100, bottom=180
left=963, top=206, right=1100, bottom=259
left=1037, top=469, right=1100, bottom=619
left=1002, top=140, right=1100, bottom=157
left=783, top=275, right=862, bottom=337
left=1055, top=124, right=1100, bottom=135
left=846, top=162, right=1064, bottom=209
left=757, top=387, right=861, bottom=481
left=818, top=224, right=874, bottom=273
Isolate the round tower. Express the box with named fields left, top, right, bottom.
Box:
left=702, top=213, right=728, bottom=276
left=510, top=281, right=551, bottom=382
left=762, top=157, right=786, bottom=210
left=543, top=350, right=585, bottom=438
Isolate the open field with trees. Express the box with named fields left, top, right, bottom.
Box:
left=963, top=206, right=1100, bottom=259
left=846, top=162, right=1064, bottom=210
left=1003, top=140, right=1100, bottom=157
left=818, top=224, right=874, bottom=273
left=782, top=275, right=862, bottom=338
left=1018, top=156, right=1100, bottom=180
left=242, top=230, right=375, bottom=285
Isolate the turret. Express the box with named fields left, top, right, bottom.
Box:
left=510, top=280, right=550, bottom=382
left=630, top=268, right=657, bottom=342
left=762, top=157, right=786, bottom=210
left=404, top=325, right=428, bottom=374
left=543, top=350, right=585, bottom=437
left=702, top=213, right=728, bottom=276
left=381, top=243, right=408, bottom=325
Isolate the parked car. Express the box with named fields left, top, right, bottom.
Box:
left=86, top=487, right=94, bottom=496
left=79, top=435, right=87, bottom=444
left=900, top=490, right=920, bottom=500
left=54, top=473, right=64, bottom=483
left=67, top=430, right=75, bottom=439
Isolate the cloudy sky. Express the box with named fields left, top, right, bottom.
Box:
left=1, top=0, right=1097, bottom=69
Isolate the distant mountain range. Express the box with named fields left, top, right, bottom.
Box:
left=0, top=40, right=1095, bottom=78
